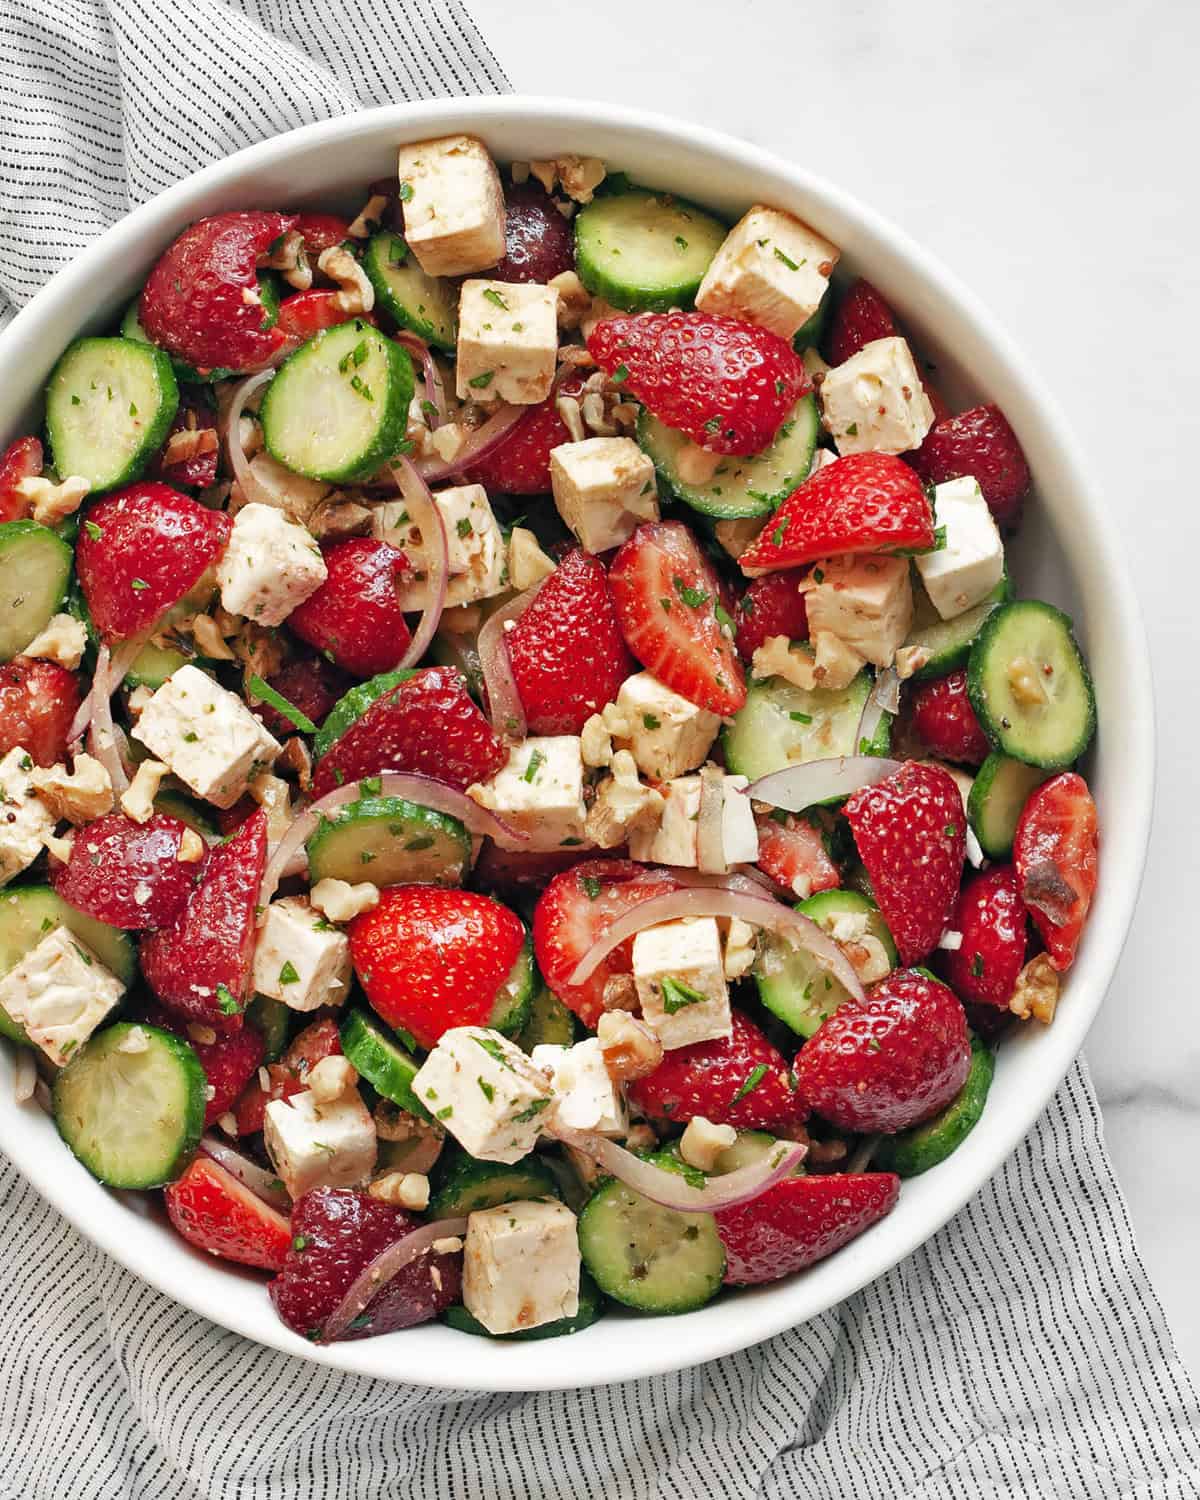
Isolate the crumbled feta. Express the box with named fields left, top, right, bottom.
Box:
left=252, top=897, right=352, bottom=1012
left=463, top=1199, right=581, bottom=1335
left=507, top=526, right=557, bottom=592
left=801, top=555, right=914, bottom=667
left=395, top=135, right=506, bottom=277
left=309, top=878, right=380, bottom=923
left=819, top=336, right=935, bottom=456
left=696, top=205, right=839, bottom=340
left=549, top=437, right=658, bottom=554
left=915, top=476, right=1005, bottom=620
left=374, top=483, right=506, bottom=609
left=530, top=1037, right=630, bottom=1137
left=0, top=928, right=123, bottom=1065
left=263, top=1087, right=377, bottom=1199
left=0, top=746, right=55, bottom=886
left=632, top=916, right=732, bottom=1050
left=412, top=1027, right=557, bottom=1164
left=467, top=736, right=588, bottom=852
left=216, top=502, right=327, bottom=627
left=21, top=612, right=87, bottom=670
left=750, top=632, right=866, bottom=693
left=627, top=773, right=758, bottom=868
left=30, top=754, right=113, bottom=825
left=456, top=280, right=558, bottom=405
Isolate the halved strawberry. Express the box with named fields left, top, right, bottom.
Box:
left=609, top=521, right=745, bottom=716
left=76, top=482, right=230, bottom=642
left=472, top=840, right=605, bottom=904
left=908, top=403, right=1030, bottom=532
left=0, top=657, right=82, bottom=767
left=254, top=655, right=352, bottom=740
left=286, top=537, right=411, bottom=678
left=0, top=436, right=42, bottom=522
left=464, top=372, right=587, bottom=495
left=506, top=549, right=634, bottom=734
left=827, top=278, right=898, bottom=366
left=755, top=812, right=840, bottom=900
left=53, top=813, right=200, bottom=930
left=938, top=866, right=1028, bottom=1008
left=733, top=569, right=809, bottom=662
left=715, top=1171, right=900, bottom=1285
left=292, top=213, right=353, bottom=256
left=486, top=181, right=575, bottom=285
left=275, top=290, right=368, bottom=342
left=910, top=669, right=990, bottom=765
left=738, top=452, right=934, bottom=575
left=1013, top=772, right=1098, bottom=971
left=165, top=1154, right=292, bottom=1272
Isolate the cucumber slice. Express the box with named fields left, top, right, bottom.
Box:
left=45, top=337, right=179, bottom=492
left=306, top=795, right=470, bottom=888
left=441, top=1269, right=605, bottom=1341
left=967, top=752, right=1056, bottom=860
left=53, top=1022, right=205, bottom=1188
left=260, top=320, right=414, bottom=482
left=875, top=1033, right=994, bottom=1177
left=152, top=790, right=217, bottom=838
left=490, top=934, right=536, bottom=1037
left=966, top=600, right=1096, bottom=769
left=755, top=890, right=897, bottom=1039
left=0, top=521, right=73, bottom=661
left=340, top=1008, right=427, bottom=1117
left=638, top=393, right=818, bottom=520
left=722, top=669, right=874, bottom=784
left=578, top=1152, right=725, bottom=1313
left=574, top=188, right=727, bottom=313
left=902, top=573, right=1011, bottom=683
left=517, top=984, right=578, bottom=1052
left=121, top=642, right=216, bottom=691
left=246, top=994, right=291, bottom=1062
left=121, top=298, right=237, bottom=384
left=363, top=231, right=457, bottom=352
left=793, top=289, right=830, bottom=352
left=313, top=667, right=414, bottom=760
left=428, top=1150, right=560, bottom=1219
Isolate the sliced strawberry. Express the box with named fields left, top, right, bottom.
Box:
left=165, top=1154, right=292, bottom=1272
left=843, top=761, right=966, bottom=966
left=609, top=521, right=745, bottom=715
left=349, top=887, right=525, bottom=1051
left=533, top=859, right=682, bottom=1029
left=733, top=569, right=809, bottom=662
left=828, top=278, right=898, bottom=365
left=472, top=840, right=606, bottom=904
left=140, top=809, right=268, bottom=1031
left=911, top=669, right=990, bottom=765
left=464, top=372, right=587, bottom=495
left=311, top=665, right=507, bottom=798
left=0, top=657, right=82, bottom=767
left=1013, top=772, right=1098, bottom=971
left=152, top=404, right=219, bottom=490
left=506, top=549, right=634, bottom=735
left=486, top=181, right=574, bottom=284
left=755, top=812, right=840, bottom=900
left=0, top=436, right=42, bottom=522
left=234, top=1018, right=341, bottom=1135
left=628, top=1010, right=807, bottom=1132
left=738, top=452, right=934, bottom=575
left=53, top=813, right=200, bottom=929
left=253, top=655, right=352, bottom=740
left=76, top=483, right=231, bottom=642
left=938, top=866, right=1028, bottom=1009
left=140, top=211, right=296, bottom=374
left=275, top=289, right=366, bottom=342
left=588, top=311, right=808, bottom=456
left=144, top=1004, right=265, bottom=1125
left=292, top=213, right=352, bottom=256
left=286, top=538, right=411, bottom=678
left=908, top=403, right=1030, bottom=532
left=795, top=968, right=971, bottom=1133
left=715, top=1171, right=900, bottom=1285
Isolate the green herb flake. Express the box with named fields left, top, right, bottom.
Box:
left=789, top=710, right=814, bottom=724
left=71, top=943, right=93, bottom=967
left=456, top=515, right=474, bottom=538
left=660, top=976, right=708, bottom=1015
left=477, top=1077, right=495, bottom=1103
left=732, top=1062, right=768, bottom=1103
left=522, top=748, right=545, bottom=783
left=483, top=287, right=509, bottom=310
left=436, top=1105, right=454, bottom=1120
left=130, top=578, right=149, bottom=591
left=468, top=371, right=495, bottom=390
left=216, top=984, right=241, bottom=1016
left=845, top=422, right=858, bottom=437
left=944, top=823, right=958, bottom=838
left=772, top=521, right=787, bottom=547
left=673, top=575, right=709, bottom=609
left=474, top=1035, right=513, bottom=1070
left=84, top=520, right=103, bottom=541
left=292, top=1234, right=311, bottom=1252
left=971, top=953, right=985, bottom=978
left=674, top=235, right=688, bottom=251
left=405, top=835, right=435, bottom=851
left=773, top=247, right=800, bottom=271
left=581, top=876, right=602, bottom=900
left=398, top=181, right=414, bottom=202
left=513, top=1097, right=551, bottom=1123
left=247, top=674, right=319, bottom=734
left=278, top=960, right=300, bottom=986
left=611, top=363, right=630, bottom=384
left=714, top=603, right=734, bottom=633
left=867, top=1037, right=882, bottom=1053
left=642, top=713, right=661, bottom=731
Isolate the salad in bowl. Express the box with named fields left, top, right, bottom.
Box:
left=0, top=131, right=1099, bottom=1349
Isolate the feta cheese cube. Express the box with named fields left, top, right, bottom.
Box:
left=373, top=483, right=507, bottom=609
left=216, top=502, right=327, bottom=627
left=395, top=134, right=506, bottom=277
left=252, top=897, right=352, bottom=1012
left=132, top=665, right=280, bottom=808
left=263, top=1088, right=377, bottom=1200
left=696, top=205, right=840, bottom=340
left=627, top=773, right=758, bottom=867
left=802, top=555, right=913, bottom=667
left=462, top=1199, right=581, bottom=1335
left=550, top=438, right=658, bottom=554
left=0, top=746, right=55, bottom=886
left=0, top=928, right=123, bottom=1065
left=412, top=1027, right=556, bottom=1164
left=467, top=736, right=588, bottom=852
left=820, top=336, right=935, bottom=455
left=456, top=280, right=558, bottom=405
left=632, top=916, right=732, bottom=1050
left=531, top=1037, right=629, bottom=1137
left=915, top=476, right=1005, bottom=620
left=612, top=671, right=720, bottom=781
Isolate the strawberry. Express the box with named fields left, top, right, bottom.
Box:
left=165, top=1154, right=292, bottom=1272
left=733, top=569, right=809, bottom=662
left=472, top=841, right=605, bottom=905
left=311, top=665, right=507, bottom=798
left=286, top=537, right=411, bottom=678
left=844, top=761, right=966, bottom=965
left=828, top=278, right=898, bottom=366
left=0, top=657, right=82, bottom=767
left=53, top=813, right=201, bottom=929
left=533, top=859, right=681, bottom=1029
left=795, top=968, right=971, bottom=1132
left=0, top=435, right=42, bottom=521
left=938, top=866, right=1028, bottom=1009
left=275, top=290, right=366, bottom=342
left=292, top=213, right=353, bottom=256
left=464, top=372, right=587, bottom=495
left=910, top=669, right=990, bottom=765
left=270, top=1188, right=462, bottom=1342
left=140, top=809, right=268, bottom=1031
left=738, top=452, right=934, bottom=575
left=487, top=181, right=574, bottom=284
left=1013, top=772, right=1098, bottom=971
left=234, top=1018, right=341, bottom=1136
left=587, top=311, right=809, bottom=456
left=143, top=1004, right=265, bottom=1125
left=253, top=655, right=352, bottom=740
left=506, top=549, right=634, bottom=734
left=755, top=812, right=840, bottom=900
left=609, top=521, right=746, bottom=715
left=152, top=404, right=219, bottom=489
left=628, top=1010, right=807, bottom=1131
left=349, top=887, right=526, bottom=1051
left=140, top=211, right=297, bottom=373
left=76, top=482, right=231, bottom=642
left=715, top=1171, right=900, bottom=1285
left=908, top=403, right=1030, bottom=532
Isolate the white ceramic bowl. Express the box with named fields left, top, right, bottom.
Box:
left=0, top=98, right=1153, bottom=1391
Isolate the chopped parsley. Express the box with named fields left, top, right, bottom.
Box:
left=970, top=953, right=985, bottom=978
left=278, top=960, right=300, bottom=986
left=216, top=984, right=240, bottom=1016
left=513, top=1097, right=552, bottom=1123
left=673, top=575, right=709, bottom=609
left=482, top=288, right=509, bottom=310
left=247, top=675, right=318, bottom=734
left=398, top=181, right=414, bottom=202
left=642, top=713, right=661, bottom=731
left=660, top=976, right=708, bottom=1015
left=771, top=520, right=786, bottom=547
left=731, top=1062, right=768, bottom=1103
left=84, top=520, right=102, bottom=541
left=436, top=1105, right=454, bottom=1120
left=455, top=515, right=474, bottom=538
left=845, top=422, right=858, bottom=437
left=468, top=370, right=495, bottom=389
left=866, top=1037, right=882, bottom=1053
left=674, top=235, right=688, bottom=251
left=477, top=1077, right=495, bottom=1103
left=130, top=578, right=149, bottom=591
left=789, top=710, right=813, bottom=724
left=581, top=875, right=602, bottom=900
left=773, top=247, right=801, bottom=271
left=611, top=363, right=630, bottom=384
left=522, top=748, right=545, bottom=783
left=474, top=1035, right=512, bottom=1069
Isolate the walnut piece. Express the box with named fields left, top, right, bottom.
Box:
left=597, top=1010, right=663, bottom=1081
left=1010, top=953, right=1060, bottom=1024
left=30, top=754, right=114, bottom=825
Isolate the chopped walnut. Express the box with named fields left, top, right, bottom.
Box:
left=1010, top=953, right=1060, bottom=1024
left=226, top=618, right=286, bottom=680
left=597, top=1010, right=663, bottom=1081
left=189, top=612, right=237, bottom=661
left=580, top=389, right=618, bottom=436
left=162, top=425, right=219, bottom=469
left=307, top=1054, right=359, bottom=1105
left=21, top=613, right=87, bottom=671
left=751, top=631, right=865, bottom=693
left=895, top=644, right=932, bottom=681
left=429, top=422, right=467, bottom=464
left=310, top=877, right=380, bottom=923
left=120, top=759, right=170, bottom=824
left=316, top=245, right=374, bottom=316
left=508, top=527, right=557, bottom=592
left=278, top=735, right=313, bottom=791
left=601, top=972, right=639, bottom=1014
left=529, top=156, right=606, bottom=204
left=623, top=1123, right=658, bottom=1153
left=678, top=1116, right=738, bottom=1172
left=308, top=495, right=373, bottom=540
left=368, top=1170, right=430, bottom=1210
left=30, top=754, right=114, bottom=824
left=347, top=193, right=389, bottom=239
left=260, top=228, right=312, bottom=290
left=585, top=750, right=664, bottom=850
left=714, top=515, right=767, bottom=560
left=557, top=343, right=597, bottom=370
left=17, top=475, right=89, bottom=528
left=722, top=916, right=758, bottom=980
left=549, top=270, right=592, bottom=331
left=555, top=393, right=586, bottom=442
left=177, top=829, right=206, bottom=863
left=373, top=1100, right=444, bottom=1175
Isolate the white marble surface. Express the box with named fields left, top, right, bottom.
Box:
left=489, top=0, right=1200, bottom=1380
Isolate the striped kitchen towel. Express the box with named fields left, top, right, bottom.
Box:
left=0, top=3, right=1198, bottom=1497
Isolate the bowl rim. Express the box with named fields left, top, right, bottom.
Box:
left=0, top=95, right=1155, bottom=1391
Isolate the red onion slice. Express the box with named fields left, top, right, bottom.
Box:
left=322, top=1216, right=468, bottom=1343
left=415, top=403, right=525, bottom=484
left=199, top=1134, right=291, bottom=1212
left=68, top=635, right=145, bottom=748
left=224, top=370, right=276, bottom=507
left=13, top=1049, right=36, bottom=1104
left=389, top=457, right=448, bottom=669
left=745, top=757, right=903, bottom=813
left=552, top=1127, right=806, bottom=1213
left=856, top=666, right=900, bottom=750
left=86, top=644, right=130, bottom=794
left=395, top=332, right=447, bottom=428
left=566, top=887, right=866, bottom=1001
left=696, top=765, right=727, bottom=875
left=476, top=583, right=544, bottom=740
